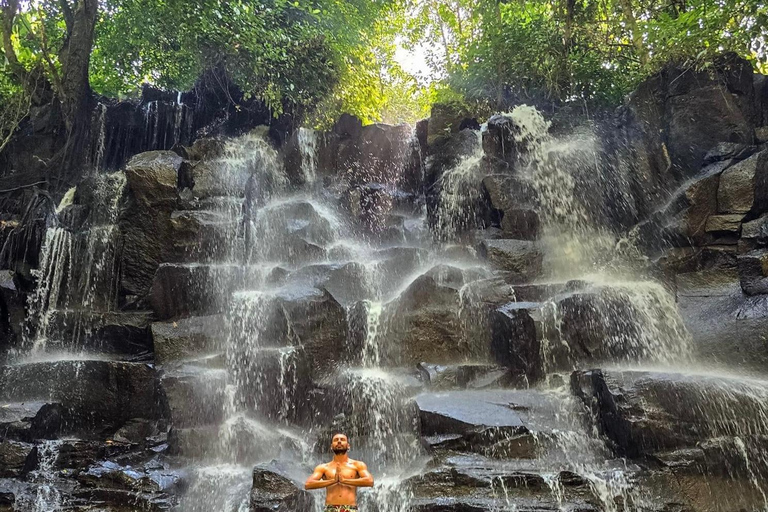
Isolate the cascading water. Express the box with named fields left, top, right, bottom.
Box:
left=434, top=129, right=485, bottom=241
left=298, top=128, right=319, bottom=184
left=23, top=172, right=126, bottom=357
left=507, top=105, right=693, bottom=369
left=169, top=126, right=436, bottom=512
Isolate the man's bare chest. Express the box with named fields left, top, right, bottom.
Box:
left=323, top=464, right=358, bottom=480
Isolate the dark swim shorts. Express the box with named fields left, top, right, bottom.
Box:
left=324, top=506, right=358, bottom=512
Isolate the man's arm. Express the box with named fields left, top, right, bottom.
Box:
left=305, top=465, right=337, bottom=490
left=340, top=462, right=374, bottom=487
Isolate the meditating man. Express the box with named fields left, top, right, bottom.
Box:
left=304, top=433, right=374, bottom=512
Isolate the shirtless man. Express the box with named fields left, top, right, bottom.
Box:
left=304, top=433, right=374, bottom=512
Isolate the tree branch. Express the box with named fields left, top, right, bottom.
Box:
left=19, top=11, right=64, bottom=97
left=59, top=0, right=74, bottom=34
left=0, top=0, right=26, bottom=81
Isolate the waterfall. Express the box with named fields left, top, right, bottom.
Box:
left=434, top=129, right=485, bottom=240
left=23, top=172, right=126, bottom=357
left=298, top=127, right=319, bottom=183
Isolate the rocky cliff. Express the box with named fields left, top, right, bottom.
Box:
left=1, top=55, right=768, bottom=512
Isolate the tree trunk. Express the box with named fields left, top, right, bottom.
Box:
left=57, top=0, right=99, bottom=172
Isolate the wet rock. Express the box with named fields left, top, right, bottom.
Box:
left=178, top=136, right=226, bottom=162
left=482, top=115, right=519, bottom=163
left=482, top=175, right=539, bottom=240
left=113, top=418, right=160, bottom=444
left=277, top=287, right=348, bottom=376
left=415, top=390, right=536, bottom=458
left=490, top=302, right=543, bottom=382
left=337, top=124, right=417, bottom=190
left=230, top=286, right=348, bottom=378
left=704, top=213, right=743, bottom=234
left=170, top=209, right=239, bottom=262
left=703, top=142, right=758, bottom=165
left=737, top=249, right=768, bottom=295
left=654, top=168, right=722, bottom=246
left=120, top=151, right=181, bottom=297
left=0, top=401, right=63, bottom=441
left=0, top=271, right=24, bottom=351
left=250, top=462, right=314, bottom=512
left=0, top=361, right=161, bottom=436
left=373, top=247, right=429, bottom=287
left=334, top=113, right=363, bottom=139
left=417, top=363, right=509, bottom=390
left=77, top=459, right=179, bottom=494
left=741, top=213, right=768, bottom=246
left=427, top=103, right=477, bottom=146
left=250, top=201, right=333, bottom=263
left=383, top=266, right=476, bottom=365
left=152, top=314, right=226, bottom=364
left=287, top=263, right=369, bottom=306
left=666, top=80, right=754, bottom=177
left=186, top=160, right=250, bottom=199
left=478, top=239, right=542, bottom=281
left=160, top=366, right=226, bottom=428
left=72, top=487, right=174, bottom=511
left=571, top=369, right=768, bottom=463
left=47, top=310, right=153, bottom=357
left=149, top=264, right=262, bottom=320
left=0, top=441, right=32, bottom=477
left=717, top=150, right=768, bottom=214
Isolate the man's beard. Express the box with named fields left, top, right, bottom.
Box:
left=332, top=447, right=348, bottom=455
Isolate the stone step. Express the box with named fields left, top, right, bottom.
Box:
left=170, top=209, right=241, bottom=262
left=151, top=314, right=227, bottom=364
left=43, top=310, right=153, bottom=358
left=149, top=264, right=272, bottom=320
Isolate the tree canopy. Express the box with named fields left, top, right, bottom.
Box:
left=406, top=0, right=768, bottom=109
left=0, top=0, right=766, bottom=145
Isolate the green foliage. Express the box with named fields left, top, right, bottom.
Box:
left=2, top=0, right=767, bottom=134
left=409, top=0, right=768, bottom=109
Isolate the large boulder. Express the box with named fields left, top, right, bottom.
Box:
left=152, top=314, right=226, bottom=364
left=737, top=249, right=768, bottom=295
left=120, top=151, right=181, bottom=297
left=229, top=286, right=348, bottom=379
left=717, top=150, right=768, bottom=214
left=0, top=361, right=161, bottom=436
left=0, top=441, right=33, bottom=477
left=478, top=239, right=542, bottom=281
left=337, top=123, right=419, bottom=191
left=676, top=270, right=768, bottom=372
left=46, top=310, right=153, bottom=357
left=555, top=283, right=690, bottom=366
left=482, top=175, right=540, bottom=240
left=160, top=366, right=226, bottom=428
left=489, top=302, right=543, bottom=382
left=572, top=368, right=768, bottom=486
left=250, top=463, right=314, bottom=512
left=608, top=55, right=757, bottom=221
left=170, top=209, right=239, bottom=262
left=382, top=265, right=487, bottom=365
